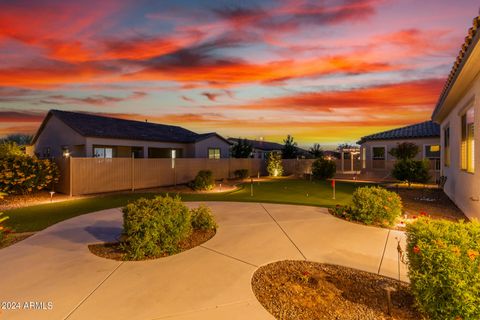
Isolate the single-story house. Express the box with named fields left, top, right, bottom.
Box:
left=357, top=121, right=441, bottom=179
left=31, top=110, right=232, bottom=159
left=432, top=15, right=480, bottom=219
left=227, top=137, right=310, bottom=159
left=227, top=138, right=284, bottom=159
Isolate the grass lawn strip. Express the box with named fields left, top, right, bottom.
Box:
left=4, top=179, right=362, bottom=233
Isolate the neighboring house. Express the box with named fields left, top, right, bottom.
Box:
left=357, top=121, right=441, bottom=179
left=227, top=138, right=309, bottom=159
left=228, top=138, right=284, bottom=159
left=432, top=15, right=480, bottom=219
left=31, top=110, right=231, bottom=159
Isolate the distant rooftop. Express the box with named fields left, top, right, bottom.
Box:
left=228, top=138, right=284, bottom=151
left=32, top=110, right=228, bottom=144
left=357, top=121, right=440, bottom=144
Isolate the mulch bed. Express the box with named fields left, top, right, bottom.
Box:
left=252, top=261, right=421, bottom=320
left=88, top=229, right=216, bottom=261
left=0, top=232, right=35, bottom=249
left=392, top=188, right=466, bottom=221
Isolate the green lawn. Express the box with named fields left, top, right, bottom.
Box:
left=4, top=179, right=369, bottom=233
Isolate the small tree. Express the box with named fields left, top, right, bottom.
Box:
left=392, top=159, right=431, bottom=186
left=311, top=158, right=336, bottom=180
left=389, top=142, right=419, bottom=160
left=0, top=141, right=25, bottom=158
left=230, top=138, right=253, bottom=158
left=309, top=143, right=324, bottom=158
left=282, top=135, right=298, bottom=159
left=1, top=134, right=33, bottom=146
left=267, top=152, right=283, bottom=177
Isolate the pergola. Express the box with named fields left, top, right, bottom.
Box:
left=339, top=147, right=360, bottom=173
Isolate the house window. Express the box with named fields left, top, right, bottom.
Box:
left=425, top=145, right=441, bottom=171
left=461, top=107, right=474, bottom=173
left=444, top=126, right=450, bottom=167
left=372, top=147, right=385, bottom=160
left=94, top=147, right=113, bottom=158
left=208, top=148, right=221, bottom=159
left=372, top=146, right=386, bottom=169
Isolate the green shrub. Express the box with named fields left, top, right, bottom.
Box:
left=121, top=195, right=192, bottom=260
left=190, top=205, right=217, bottom=230
left=392, top=159, right=431, bottom=186
left=191, top=170, right=215, bottom=191
left=267, top=152, right=283, bottom=177
left=350, top=186, right=402, bottom=227
left=0, top=156, right=60, bottom=194
left=311, top=158, right=336, bottom=180
left=406, top=219, right=480, bottom=320
left=234, top=169, right=249, bottom=179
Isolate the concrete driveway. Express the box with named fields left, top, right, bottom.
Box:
left=0, top=202, right=408, bottom=320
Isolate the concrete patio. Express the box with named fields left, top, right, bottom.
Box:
left=0, top=202, right=408, bottom=320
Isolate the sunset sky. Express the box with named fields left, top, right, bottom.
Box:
left=0, top=0, right=478, bottom=148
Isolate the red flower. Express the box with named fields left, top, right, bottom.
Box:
left=413, top=245, right=421, bottom=254
left=412, top=215, right=417, bottom=219
left=419, top=211, right=428, bottom=216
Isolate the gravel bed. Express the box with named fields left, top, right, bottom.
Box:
left=252, top=260, right=422, bottom=320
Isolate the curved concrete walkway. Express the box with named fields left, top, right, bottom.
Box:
left=0, top=202, right=408, bottom=320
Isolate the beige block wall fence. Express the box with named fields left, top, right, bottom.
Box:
left=54, top=158, right=359, bottom=196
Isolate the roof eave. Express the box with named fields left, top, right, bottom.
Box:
left=431, top=16, right=480, bottom=123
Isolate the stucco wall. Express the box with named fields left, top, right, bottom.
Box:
left=360, top=138, right=440, bottom=168
left=34, top=115, right=86, bottom=158
left=85, top=137, right=189, bottom=158
left=440, top=73, right=480, bottom=219
left=192, top=136, right=231, bottom=158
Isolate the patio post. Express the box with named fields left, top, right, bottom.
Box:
left=341, top=152, right=345, bottom=172
left=350, top=152, right=354, bottom=172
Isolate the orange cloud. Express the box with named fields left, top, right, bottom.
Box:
left=236, top=78, right=444, bottom=111
left=126, top=55, right=396, bottom=86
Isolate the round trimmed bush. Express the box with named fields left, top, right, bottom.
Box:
left=350, top=186, right=402, bottom=227
left=234, top=169, right=249, bottom=180
left=191, top=170, right=215, bottom=191
left=311, top=158, right=336, bottom=180
left=121, top=195, right=192, bottom=260
left=190, top=205, right=217, bottom=230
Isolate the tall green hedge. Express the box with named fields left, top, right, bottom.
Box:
left=406, top=218, right=480, bottom=319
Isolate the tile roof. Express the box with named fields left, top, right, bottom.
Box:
left=357, top=121, right=440, bottom=144
left=432, top=15, right=480, bottom=119
left=34, top=110, right=227, bottom=144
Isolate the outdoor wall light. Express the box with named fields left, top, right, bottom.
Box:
left=62, top=147, right=70, bottom=158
